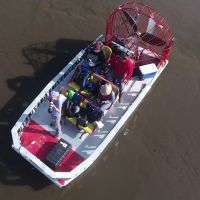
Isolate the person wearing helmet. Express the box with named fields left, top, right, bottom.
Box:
left=97, top=83, right=115, bottom=111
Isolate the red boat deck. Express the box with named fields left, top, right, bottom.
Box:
left=20, top=120, right=85, bottom=172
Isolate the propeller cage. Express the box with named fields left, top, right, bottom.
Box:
left=105, top=2, right=173, bottom=66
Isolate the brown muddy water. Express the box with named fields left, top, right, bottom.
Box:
left=0, top=0, right=200, bottom=199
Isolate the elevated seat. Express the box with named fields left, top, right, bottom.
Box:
left=101, top=45, right=112, bottom=64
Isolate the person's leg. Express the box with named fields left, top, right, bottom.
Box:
left=51, top=115, right=56, bottom=126
left=55, top=114, right=61, bottom=135
left=100, top=101, right=112, bottom=112
left=105, top=68, right=114, bottom=82
left=115, top=76, right=125, bottom=103
left=72, top=66, right=81, bottom=82
left=93, top=65, right=101, bottom=74
left=119, top=81, right=125, bottom=93
left=115, top=77, right=125, bottom=92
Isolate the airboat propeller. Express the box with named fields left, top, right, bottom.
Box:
left=122, top=10, right=166, bottom=46
left=105, top=2, right=173, bottom=65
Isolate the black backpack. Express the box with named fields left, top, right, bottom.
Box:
left=86, top=103, right=103, bottom=123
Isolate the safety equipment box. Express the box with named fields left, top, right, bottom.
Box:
left=45, top=139, right=72, bottom=169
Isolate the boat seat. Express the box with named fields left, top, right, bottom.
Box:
left=66, top=117, right=96, bottom=134
left=68, top=73, right=119, bottom=104
left=101, top=45, right=112, bottom=63
left=62, top=91, right=97, bottom=134
left=68, top=81, right=93, bottom=98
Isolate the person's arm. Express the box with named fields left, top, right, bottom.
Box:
left=124, top=60, right=134, bottom=81
left=53, top=104, right=61, bottom=113
left=111, top=91, right=115, bottom=103
left=52, top=100, right=62, bottom=113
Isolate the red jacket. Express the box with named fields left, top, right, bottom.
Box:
left=110, top=55, right=134, bottom=81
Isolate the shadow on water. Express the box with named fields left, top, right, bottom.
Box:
left=0, top=38, right=90, bottom=190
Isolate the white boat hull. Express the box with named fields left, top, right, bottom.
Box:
left=11, top=35, right=169, bottom=187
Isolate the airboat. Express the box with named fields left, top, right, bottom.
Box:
left=11, top=2, right=173, bottom=187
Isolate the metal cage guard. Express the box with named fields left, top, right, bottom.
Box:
left=105, top=1, right=173, bottom=66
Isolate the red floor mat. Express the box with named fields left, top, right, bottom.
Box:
left=20, top=120, right=84, bottom=172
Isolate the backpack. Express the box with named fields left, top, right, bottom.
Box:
left=76, top=117, right=88, bottom=128
left=86, top=103, right=103, bottom=123
left=75, top=62, right=91, bottom=88
left=71, top=93, right=82, bottom=106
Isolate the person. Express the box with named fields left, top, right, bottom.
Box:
left=60, top=87, right=88, bottom=129
left=64, top=101, right=81, bottom=118
left=86, top=41, right=105, bottom=65
left=86, top=40, right=112, bottom=74
left=106, top=53, right=134, bottom=100
left=49, top=90, right=66, bottom=136
left=97, top=83, right=115, bottom=112
left=71, top=59, right=91, bottom=89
